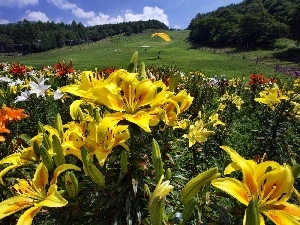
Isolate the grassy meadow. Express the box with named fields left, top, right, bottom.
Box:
left=1, top=29, right=296, bottom=79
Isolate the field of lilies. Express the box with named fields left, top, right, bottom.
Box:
left=0, top=52, right=300, bottom=225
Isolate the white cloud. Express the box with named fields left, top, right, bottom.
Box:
left=71, top=8, right=95, bottom=19
left=0, top=0, right=38, bottom=7
left=54, top=17, right=62, bottom=23
left=86, top=6, right=169, bottom=27
left=86, top=13, right=124, bottom=26
left=47, top=0, right=95, bottom=19
left=22, top=10, right=50, bottom=22
left=0, top=18, right=10, bottom=24
left=47, top=0, right=169, bottom=27
left=173, top=25, right=181, bottom=29
left=47, top=0, right=76, bottom=10
left=124, top=6, right=169, bottom=27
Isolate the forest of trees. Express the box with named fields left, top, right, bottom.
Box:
left=0, top=19, right=168, bottom=54
left=188, top=0, right=300, bottom=48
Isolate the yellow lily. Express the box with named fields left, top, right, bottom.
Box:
left=217, top=102, right=227, bottom=111
left=211, top=146, right=300, bottom=225
left=183, top=119, right=215, bottom=147
left=0, top=147, right=38, bottom=185
left=149, top=175, right=174, bottom=207
left=104, top=68, right=137, bottom=86
left=0, top=163, right=81, bottom=225
left=60, top=69, right=137, bottom=104
left=291, top=101, right=300, bottom=121
left=61, top=116, right=130, bottom=166
left=84, top=118, right=130, bottom=166
left=91, top=73, right=165, bottom=132
left=160, top=90, right=193, bottom=127
left=149, top=175, right=174, bottom=225
left=60, top=121, right=88, bottom=160
left=220, top=92, right=244, bottom=109
left=171, top=89, right=194, bottom=113
left=231, top=93, right=244, bottom=110
left=0, top=123, right=69, bottom=185
left=60, top=70, right=105, bottom=100
left=209, top=113, right=225, bottom=126
left=255, top=84, right=289, bottom=110
left=293, top=78, right=300, bottom=87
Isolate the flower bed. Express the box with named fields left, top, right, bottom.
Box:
left=0, top=55, right=300, bottom=225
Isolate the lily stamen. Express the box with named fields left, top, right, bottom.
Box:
left=258, top=185, right=277, bottom=208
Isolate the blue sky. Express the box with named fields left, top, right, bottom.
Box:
left=0, top=0, right=243, bottom=29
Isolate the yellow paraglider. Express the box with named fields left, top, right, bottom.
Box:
left=151, top=32, right=171, bottom=42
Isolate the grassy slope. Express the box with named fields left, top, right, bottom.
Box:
left=0, top=30, right=295, bottom=79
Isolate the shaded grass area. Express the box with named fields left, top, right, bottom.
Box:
left=0, top=30, right=298, bottom=79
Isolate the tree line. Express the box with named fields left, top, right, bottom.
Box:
left=0, top=19, right=168, bottom=54
left=187, top=0, right=300, bottom=48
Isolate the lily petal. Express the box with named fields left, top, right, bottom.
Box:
left=50, top=164, right=81, bottom=185
left=0, top=164, right=20, bottom=185
left=17, top=206, right=41, bottom=225
left=0, top=153, right=21, bottom=164
left=69, top=100, right=84, bottom=120
left=224, top=160, right=256, bottom=174
left=262, top=202, right=300, bottom=220
left=95, top=148, right=111, bottom=167
left=125, top=111, right=153, bottom=132
left=220, top=146, right=257, bottom=196
left=211, top=177, right=250, bottom=206
left=92, top=84, right=125, bottom=111
left=36, top=184, right=68, bottom=207
left=134, top=79, right=157, bottom=107
left=33, top=163, right=48, bottom=192
left=262, top=209, right=300, bottom=225
left=224, top=162, right=241, bottom=175
left=0, top=195, right=33, bottom=219
left=257, top=165, right=293, bottom=203
left=254, top=161, right=281, bottom=181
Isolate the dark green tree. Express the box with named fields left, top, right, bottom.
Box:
left=290, top=4, right=300, bottom=45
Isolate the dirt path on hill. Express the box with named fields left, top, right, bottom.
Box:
left=273, top=64, right=300, bottom=77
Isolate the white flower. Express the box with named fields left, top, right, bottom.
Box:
left=3, top=65, right=9, bottom=72
left=0, top=76, right=12, bottom=83
left=15, top=78, right=25, bottom=85
left=27, top=70, right=37, bottom=77
left=29, top=75, right=51, bottom=99
left=7, top=78, right=24, bottom=87
left=53, top=89, right=64, bottom=100
left=8, top=82, right=16, bottom=87
left=14, top=90, right=31, bottom=103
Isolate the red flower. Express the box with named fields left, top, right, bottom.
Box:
left=248, top=73, right=265, bottom=85
left=9, top=62, right=30, bottom=76
left=55, top=59, right=74, bottom=77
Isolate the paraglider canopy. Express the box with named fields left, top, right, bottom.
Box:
left=151, top=32, right=171, bottom=42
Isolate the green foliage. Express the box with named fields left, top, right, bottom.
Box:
left=188, top=0, right=296, bottom=48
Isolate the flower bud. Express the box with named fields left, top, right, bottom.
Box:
left=65, top=171, right=79, bottom=199
left=40, top=146, right=55, bottom=172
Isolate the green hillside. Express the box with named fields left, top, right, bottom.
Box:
left=1, top=30, right=295, bottom=79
